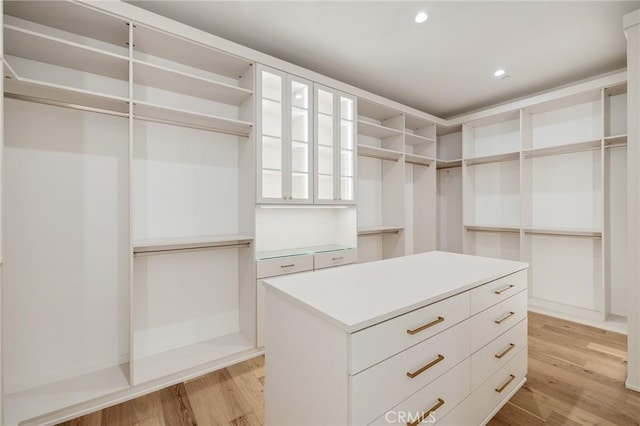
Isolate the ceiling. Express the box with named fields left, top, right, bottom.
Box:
left=129, top=1, right=640, bottom=118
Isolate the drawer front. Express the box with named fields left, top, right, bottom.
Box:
left=368, top=358, right=470, bottom=426
left=256, top=254, right=313, bottom=279
left=470, top=318, right=527, bottom=390
left=470, top=269, right=527, bottom=316
left=350, top=291, right=470, bottom=374
left=470, top=290, right=527, bottom=353
left=314, top=249, right=357, bottom=270
left=471, top=347, right=527, bottom=424
left=352, top=320, right=471, bottom=425
left=435, top=394, right=474, bottom=426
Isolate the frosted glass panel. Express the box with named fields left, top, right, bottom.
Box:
left=318, top=146, right=333, bottom=175
left=262, top=99, right=281, bottom=137
left=292, top=107, right=309, bottom=142
left=262, top=71, right=282, bottom=100
left=262, top=136, right=281, bottom=170
left=341, top=177, right=354, bottom=201
left=262, top=170, right=281, bottom=199
left=291, top=173, right=309, bottom=200
left=341, top=96, right=354, bottom=120
left=292, top=142, right=308, bottom=173
left=318, top=89, right=333, bottom=115
left=318, top=114, right=333, bottom=147
left=341, top=150, right=354, bottom=177
left=291, top=81, right=309, bottom=109
left=341, top=120, right=353, bottom=150
left=318, top=174, right=333, bottom=200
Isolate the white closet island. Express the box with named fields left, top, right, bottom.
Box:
left=264, top=251, right=528, bottom=426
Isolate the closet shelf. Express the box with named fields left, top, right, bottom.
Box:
left=523, top=227, right=602, bottom=238
left=133, top=101, right=253, bottom=136
left=358, top=225, right=403, bottom=235
left=134, top=333, right=254, bottom=385
left=405, top=153, right=434, bottom=166
left=133, top=234, right=253, bottom=255
left=357, top=144, right=403, bottom=161
left=464, top=151, right=520, bottom=166
left=405, top=132, right=435, bottom=146
left=256, top=244, right=356, bottom=260
left=358, top=120, right=403, bottom=139
left=436, top=159, right=462, bottom=169
left=133, top=60, right=253, bottom=106
left=523, top=139, right=601, bottom=159
left=464, top=225, right=520, bottom=234
left=4, top=59, right=130, bottom=114
left=4, top=24, right=129, bottom=80
left=604, top=134, right=627, bottom=148
left=3, top=363, right=130, bottom=426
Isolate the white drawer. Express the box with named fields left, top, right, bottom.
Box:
left=471, top=347, right=527, bottom=424
left=256, top=254, right=314, bottom=279
left=435, top=394, right=475, bottom=426
left=368, top=358, right=470, bottom=426
left=470, top=290, right=527, bottom=353
left=470, top=318, right=527, bottom=390
left=314, top=248, right=357, bottom=270
left=350, top=291, right=470, bottom=374
left=470, top=269, right=527, bottom=316
left=352, top=320, right=471, bottom=425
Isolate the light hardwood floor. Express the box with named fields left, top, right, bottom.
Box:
left=60, top=312, right=640, bottom=426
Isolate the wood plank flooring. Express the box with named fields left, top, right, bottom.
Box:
left=60, top=312, right=640, bottom=426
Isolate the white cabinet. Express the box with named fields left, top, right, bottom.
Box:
left=264, top=251, right=528, bottom=426
left=257, top=65, right=313, bottom=204
left=315, top=84, right=357, bottom=205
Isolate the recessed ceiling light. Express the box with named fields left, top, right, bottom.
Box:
left=494, top=69, right=506, bottom=77
left=415, top=12, right=428, bottom=23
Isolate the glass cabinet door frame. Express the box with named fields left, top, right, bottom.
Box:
left=314, top=83, right=357, bottom=205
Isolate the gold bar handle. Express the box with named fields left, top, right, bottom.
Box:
left=495, top=284, right=515, bottom=295
left=495, top=374, right=516, bottom=393
left=280, top=264, right=295, bottom=268
left=495, top=343, right=516, bottom=359
left=495, top=311, right=515, bottom=324
left=407, top=398, right=445, bottom=426
left=331, top=256, right=344, bottom=261
left=406, top=316, right=445, bottom=335
left=406, top=354, right=445, bottom=379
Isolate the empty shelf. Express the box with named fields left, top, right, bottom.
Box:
left=523, top=139, right=601, bottom=158
left=133, top=101, right=253, bottom=136
left=5, top=24, right=129, bottom=80
left=465, top=225, right=520, bottom=233
left=133, top=60, right=253, bottom=106
left=405, top=133, right=435, bottom=146
left=405, top=154, right=434, bottom=166
left=605, top=134, right=627, bottom=148
left=358, top=226, right=403, bottom=235
left=464, top=151, right=520, bottom=165
left=357, top=145, right=403, bottom=161
left=436, top=159, right=462, bottom=169
left=134, top=234, right=253, bottom=254
left=358, top=120, right=403, bottom=139
left=523, top=227, right=602, bottom=238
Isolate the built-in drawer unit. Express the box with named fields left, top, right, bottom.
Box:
left=470, top=289, right=527, bottom=352
left=314, top=248, right=358, bottom=270
left=350, top=291, right=470, bottom=374
left=256, top=254, right=314, bottom=279
left=470, top=269, right=527, bottom=315
left=351, top=320, right=471, bottom=425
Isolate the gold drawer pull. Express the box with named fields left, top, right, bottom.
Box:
left=407, top=398, right=445, bottom=426
left=331, top=256, right=344, bottom=261
left=406, top=316, right=444, bottom=335
left=406, top=354, right=445, bottom=379
left=494, top=284, right=515, bottom=295
left=495, top=311, right=515, bottom=324
left=495, top=374, right=516, bottom=393
left=495, top=343, right=516, bottom=359
left=280, top=264, right=295, bottom=268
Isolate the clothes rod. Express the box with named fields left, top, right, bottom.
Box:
left=4, top=93, right=129, bottom=118
left=465, top=228, right=520, bottom=234
left=133, top=242, right=251, bottom=257
left=133, top=114, right=250, bottom=138
left=523, top=145, right=600, bottom=160
left=524, top=231, right=601, bottom=239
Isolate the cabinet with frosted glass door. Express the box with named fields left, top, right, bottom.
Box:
left=257, top=65, right=313, bottom=204
left=315, top=84, right=357, bottom=205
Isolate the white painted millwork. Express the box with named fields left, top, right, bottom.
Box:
left=264, top=251, right=528, bottom=425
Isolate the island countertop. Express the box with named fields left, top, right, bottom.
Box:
left=263, top=251, right=528, bottom=333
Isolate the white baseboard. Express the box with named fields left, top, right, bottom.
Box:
left=528, top=301, right=627, bottom=334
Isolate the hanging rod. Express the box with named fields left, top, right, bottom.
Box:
left=523, top=230, right=601, bottom=239
left=523, top=145, right=600, bottom=160
left=133, top=242, right=251, bottom=257
left=133, top=114, right=250, bottom=138
left=4, top=93, right=129, bottom=118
